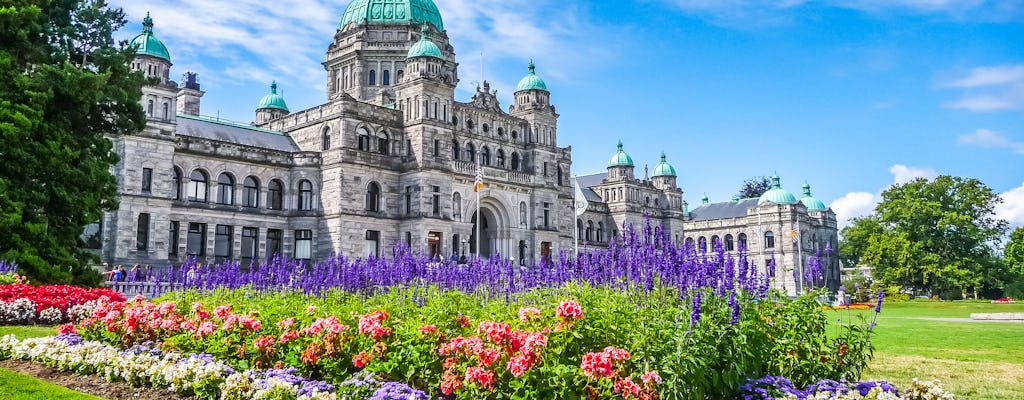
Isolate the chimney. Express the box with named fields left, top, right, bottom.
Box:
left=176, top=72, right=204, bottom=116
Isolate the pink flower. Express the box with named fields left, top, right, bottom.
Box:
left=581, top=351, right=614, bottom=378
left=614, top=377, right=642, bottom=397
left=191, top=302, right=203, bottom=311
left=358, top=310, right=391, bottom=340
left=213, top=305, right=231, bottom=319
left=352, top=351, right=373, bottom=368
left=306, top=305, right=316, bottom=315
left=57, top=323, right=76, bottom=335
left=279, top=330, right=300, bottom=343
left=196, top=321, right=216, bottom=337
left=464, top=366, right=496, bottom=389
left=253, top=335, right=276, bottom=350
left=478, top=348, right=501, bottom=366
left=506, top=354, right=534, bottom=377
left=418, top=324, right=438, bottom=335
left=477, top=321, right=512, bottom=344
left=242, top=317, right=261, bottom=331
left=604, top=346, right=630, bottom=361
left=555, top=300, right=584, bottom=320
left=277, top=317, right=296, bottom=329
left=641, top=370, right=662, bottom=385
left=518, top=307, right=541, bottom=322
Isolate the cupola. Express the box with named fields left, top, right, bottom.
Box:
left=758, top=174, right=798, bottom=205
left=800, top=182, right=827, bottom=212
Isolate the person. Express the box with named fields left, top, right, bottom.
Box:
left=130, top=264, right=139, bottom=281
left=113, top=265, right=125, bottom=282
left=108, top=264, right=120, bottom=281
left=144, top=265, right=153, bottom=282
left=458, top=253, right=467, bottom=265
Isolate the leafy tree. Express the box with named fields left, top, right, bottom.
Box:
left=1006, top=227, right=1024, bottom=276
left=737, top=176, right=771, bottom=199
left=0, top=0, right=145, bottom=285
left=851, top=176, right=1008, bottom=297
left=838, top=217, right=883, bottom=268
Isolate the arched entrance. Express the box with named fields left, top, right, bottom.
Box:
left=468, top=201, right=509, bottom=259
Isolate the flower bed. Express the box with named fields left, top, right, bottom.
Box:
left=991, top=297, right=1015, bottom=304
left=0, top=284, right=124, bottom=325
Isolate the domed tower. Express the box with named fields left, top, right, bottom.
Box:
left=758, top=174, right=798, bottom=205
left=510, top=60, right=558, bottom=145
left=255, top=81, right=289, bottom=123
left=606, top=141, right=635, bottom=181
left=326, top=0, right=457, bottom=104
left=129, top=13, right=176, bottom=123
left=129, top=13, right=171, bottom=84
left=393, top=24, right=456, bottom=125
left=800, top=182, right=827, bottom=212
left=651, top=152, right=678, bottom=190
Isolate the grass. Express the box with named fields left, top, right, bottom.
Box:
left=0, top=368, right=103, bottom=400
left=0, top=325, right=55, bottom=339
left=827, top=301, right=1024, bottom=400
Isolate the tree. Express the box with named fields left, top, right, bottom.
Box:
left=737, top=176, right=771, bottom=199
left=0, top=0, right=145, bottom=285
left=838, top=217, right=883, bottom=267
left=1006, top=227, right=1024, bottom=276
left=852, top=176, right=1008, bottom=297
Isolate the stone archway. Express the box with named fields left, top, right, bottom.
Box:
left=469, top=199, right=510, bottom=259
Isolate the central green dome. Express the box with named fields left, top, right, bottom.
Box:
left=516, top=60, right=548, bottom=92
left=652, top=152, right=677, bottom=177
left=407, top=25, right=443, bottom=59
left=129, top=13, right=170, bottom=62
left=340, top=0, right=445, bottom=31
left=607, top=141, right=634, bottom=167
left=800, top=182, right=827, bottom=212
left=758, top=174, right=797, bottom=205
left=257, top=81, right=289, bottom=112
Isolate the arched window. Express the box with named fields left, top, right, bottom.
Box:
left=698, top=236, right=708, bottom=253
left=172, top=167, right=183, bottom=200
left=597, top=222, right=604, bottom=243
left=188, top=169, right=208, bottom=202
left=358, top=128, right=370, bottom=151
left=577, top=219, right=584, bottom=240
left=369, top=70, right=376, bottom=86
left=268, top=179, right=284, bottom=210
left=298, top=180, right=313, bottom=210
left=382, top=70, right=390, bottom=85
left=162, top=103, right=169, bottom=120
left=496, top=149, right=505, bottom=168
left=322, top=127, right=331, bottom=150
left=481, top=146, right=491, bottom=165
left=453, top=192, right=462, bottom=218
left=482, top=123, right=489, bottom=133
left=738, top=233, right=748, bottom=250
left=396, top=70, right=404, bottom=83
left=466, top=119, right=475, bottom=130
left=147, top=99, right=154, bottom=117
left=242, top=176, right=260, bottom=208
left=217, top=173, right=234, bottom=205
left=685, top=237, right=695, bottom=249
left=452, top=140, right=460, bottom=160
left=510, top=152, right=520, bottom=171
left=519, top=201, right=527, bottom=226
left=366, top=182, right=381, bottom=212
left=465, top=143, right=475, bottom=162
left=711, top=235, right=721, bottom=250
left=764, top=231, right=775, bottom=248
left=497, top=127, right=504, bottom=136
left=725, top=234, right=735, bottom=251
left=377, top=131, right=389, bottom=155
left=586, top=221, right=593, bottom=242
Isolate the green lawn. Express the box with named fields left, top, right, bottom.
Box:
left=0, top=368, right=102, bottom=400
left=829, top=301, right=1024, bottom=400
left=0, top=325, right=55, bottom=339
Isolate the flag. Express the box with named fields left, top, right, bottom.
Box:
left=573, top=177, right=589, bottom=216
left=791, top=222, right=800, bottom=243
left=473, top=166, right=484, bottom=192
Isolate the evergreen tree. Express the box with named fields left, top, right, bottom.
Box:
left=736, top=176, right=771, bottom=199
left=0, top=0, right=145, bottom=285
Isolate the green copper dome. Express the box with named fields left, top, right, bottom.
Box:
left=758, top=174, right=798, bottom=205
left=407, top=25, right=443, bottom=59
left=128, top=13, right=170, bottom=62
left=340, top=0, right=444, bottom=31
left=652, top=152, right=677, bottom=177
left=607, top=141, right=634, bottom=167
left=257, top=81, right=289, bottom=112
left=800, top=182, right=827, bottom=212
left=516, top=60, right=548, bottom=92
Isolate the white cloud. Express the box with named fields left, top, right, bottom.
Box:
left=996, top=183, right=1024, bottom=228
left=941, top=64, right=1024, bottom=112
left=957, top=129, right=1024, bottom=154
left=830, top=164, right=938, bottom=228
left=662, top=0, right=1024, bottom=26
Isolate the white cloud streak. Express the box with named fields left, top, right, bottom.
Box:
left=829, top=164, right=938, bottom=228
left=996, top=182, right=1024, bottom=228
left=662, top=0, right=1024, bottom=25
left=957, top=129, right=1024, bottom=154
left=941, top=64, right=1024, bottom=112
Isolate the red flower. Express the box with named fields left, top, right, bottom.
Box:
left=555, top=299, right=584, bottom=320
left=352, top=351, right=373, bottom=368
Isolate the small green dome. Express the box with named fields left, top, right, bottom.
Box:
left=516, top=60, right=548, bottom=92
left=340, top=0, right=444, bottom=31
left=607, top=141, right=634, bottom=167
left=800, top=182, right=827, bottom=212
left=129, top=13, right=170, bottom=62
left=701, top=193, right=709, bottom=204
left=257, top=81, right=289, bottom=112
left=407, top=25, right=443, bottom=59
left=758, top=174, right=798, bottom=205
left=652, top=152, right=677, bottom=177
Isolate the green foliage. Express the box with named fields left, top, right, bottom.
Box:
left=1005, top=227, right=1024, bottom=276
left=0, top=0, right=145, bottom=286
left=841, top=176, right=1009, bottom=298
left=0, top=368, right=104, bottom=400
left=736, top=176, right=772, bottom=199
left=121, top=284, right=876, bottom=399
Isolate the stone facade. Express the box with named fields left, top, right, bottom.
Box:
left=100, top=2, right=839, bottom=295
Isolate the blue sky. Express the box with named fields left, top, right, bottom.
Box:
left=115, top=0, right=1024, bottom=230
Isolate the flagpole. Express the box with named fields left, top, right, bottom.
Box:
left=796, top=221, right=803, bottom=293
left=476, top=177, right=480, bottom=260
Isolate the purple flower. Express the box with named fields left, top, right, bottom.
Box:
left=875, top=290, right=884, bottom=313
left=690, top=291, right=702, bottom=327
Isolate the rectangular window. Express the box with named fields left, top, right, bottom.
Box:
left=266, top=229, right=282, bottom=258
left=169, top=221, right=179, bottom=256
left=431, top=186, right=440, bottom=216
left=241, top=227, right=258, bottom=266
left=405, top=186, right=412, bottom=214
left=365, top=230, right=380, bottom=257
left=136, top=213, right=150, bottom=251
left=295, top=230, right=312, bottom=260
left=214, top=225, right=233, bottom=262
left=543, top=202, right=551, bottom=228
left=433, top=139, right=440, bottom=156
left=187, top=223, right=206, bottom=256
left=405, top=231, right=412, bottom=246
left=141, top=168, right=152, bottom=193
